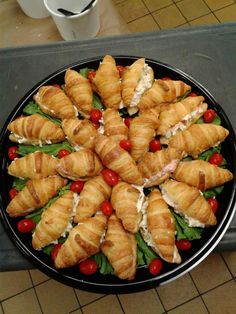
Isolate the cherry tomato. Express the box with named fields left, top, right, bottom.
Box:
left=79, top=258, right=98, bottom=275
left=208, top=197, right=219, bottom=214
left=52, top=84, right=61, bottom=89
left=124, top=117, right=132, bottom=128
left=90, top=109, right=102, bottom=123
left=209, top=152, right=223, bottom=166
left=161, top=76, right=171, bottom=80
left=100, top=200, right=114, bottom=216
left=149, top=258, right=163, bottom=276
left=189, top=92, right=198, bottom=97
left=149, top=139, right=162, bottom=152
left=119, top=139, right=132, bottom=151
left=175, top=239, right=192, bottom=251
left=116, top=65, right=126, bottom=76
left=203, top=109, right=216, bottom=123
left=70, top=181, right=84, bottom=193
left=17, top=218, right=36, bottom=233
left=58, top=149, right=70, bottom=158
left=101, top=169, right=119, bottom=186
left=8, top=146, right=19, bottom=160
left=92, top=121, right=100, bottom=129
left=87, top=70, right=96, bottom=82
left=9, top=188, right=18, bottom=199
left=51, top=243, right=62, bottom=261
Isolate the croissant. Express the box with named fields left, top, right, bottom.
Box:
left=172, top=160, right=233, bottom=191
left=32, top=190, right=74, bottom=250
left=129, top=107, right=160, bottom=162
left=33, top=85, right=77, bottom=119
left=56, top=149, right=102, bottom=181
left=158, top=96, right=207, bottom=143
left=92, top=55, right=122, bottom=109
left=138, top=147, right=183, bottom=187
left=6, top=175, right=67, bottom=217
left=103, top=108, right=128, bottom=143
left=55, top=213, right=107, bottom=268
left=121, top=58, right=154, bottom=109
left=138, top=79, right=191, bottom=110
left=61, top=118, right=97, bottom=149
left=169, top=124, right=229, bottom=158
left=160, top=179, right=216, bottom=227
left=111, top=182, right=143, bottom=233
left=8, top=152, right=58, bottom=179
left=7, top=114, right=65, bottom=145
left=94, top=134, right=143, bottom=185
left=140, top=189, right=181, bottom=263
left=101, top=214, right=137, bottom=280
left=64, top=68, right=93, bottom=118
left=74, top=175, right=111, bottom=223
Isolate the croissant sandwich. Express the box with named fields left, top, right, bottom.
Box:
left=101, top=214, right=137, bottom=280
left=64, top=68, right=93, bottom=118
left=160, top=179, right=217, bottom=227
left=7, top=114, right=65, bottom=145
left=140, top=189, right=181, bottom=263
left=103, top=108, right=128, bottom=143
left=6, top=175, right=67, bottom=217
left=55, top=213, right=107, bottom=268
left=33, top=85, right=77, bottom=119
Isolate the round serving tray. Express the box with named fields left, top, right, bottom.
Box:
left=0, top=56, right=236, bottom=294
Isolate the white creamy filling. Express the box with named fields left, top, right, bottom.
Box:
left=130, top=64, right=153, bottom=107
left=131, top=184, right=145, bottom=213
left=12, top=133, right=43, bottom=146
left=40, top=103, right=56, bottom=115
left=61, top=193, right=80, bottom=237
left=97, top=125, right=104, bottom=134
left=139, top=200, right=156, bottom=249
left=119, top=101, right=124, bottom=109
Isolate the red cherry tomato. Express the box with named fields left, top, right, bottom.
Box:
left=149, top=139, right=162, bottom=152
left=203, top=109, right=216, bottom=123
left=79, top=258, right=98, bottom=275
left=119, top=139, right=132, bottom=151
left=161, top=76, right=171, bottom=80
left=17, top=218, right=36, bottom=233
left=175, top=239, right=192, bottom=251
left=208, top=197, right=219, bottom=214
left=209, top=152, right=223, bottom=166
left=9, top=188, right=18, bottom=199
left=52, top=84, right=61, bottom=89
left=101, top=169, right=119, bottom=186
left=100, top=200, right=114, bottom=216
left=92, top=121, right=100, bottom=129
left=90, top=109, right=102, bottom=123
left=149, top=258, right=163, bottom=276
left=124, top=117, right=132, bottom=128
left=8, top=146, right=19, bottom=160
left=57, top=149, right=70, bottom=158
left=51, top=243, right=62, bottom=261
left=116, top=65, right=126, bottom=76
left=189, top=92, right=198, bottom=97
left=70, top=181, right=84, bottom=193
left=88, top=70, right=96, bottom=82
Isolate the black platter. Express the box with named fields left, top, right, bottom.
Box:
left=0, top=56, right=236, bottom=293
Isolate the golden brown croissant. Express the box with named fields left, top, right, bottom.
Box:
left=160, top=179, right=216, bottom=227
left=74, top=175, right=111, bottom=223
left=101, top=214, right=137, bottom=280
left=61, top=118, right=97, bottom=149
left=129, top=107, right=160, bottom=162
left=6, top=175, right=68, bottom=217
left=8, top=152, right=58, bottom=179
left=103, top=108, right=128, bottom=143
left=64, top=68, right=93, bottom=118
left=169, top=124, right=229, bottom=158
left=32, top=190, right=74, bottom=250
left=172, top=159, right=233, bottom=191
left=33, top=85, right=77, bottom=119
left=138, top=79, right=191, bottom=110
left=121, top=58, right=154, bottom=109
left=158, top=96, right=207, bottom=143
left=140, top=189, right=181, bottom=263
left=111, top=182, right=143, bottom=233
left=94, top=134, right=143, bottom=185
left=7, top=114, right=65, bottom=145
left=56, top=149, right=103, bottom=181
left=54, top=213, right=107, bottom=268
left=138, top=147, right=183, bottom=187
left=92, top=55, right=122, bottom=109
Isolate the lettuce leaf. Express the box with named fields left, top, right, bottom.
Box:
left=135, top=232, right=157, bottom=266
left=93, top=252, right=114, bottom=275
left=12, top=177, right=28, bottom=191
left=92, top=93, right=105, bottom=110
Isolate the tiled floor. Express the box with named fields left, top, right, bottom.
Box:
left=1, top=0, right=236, bottom=313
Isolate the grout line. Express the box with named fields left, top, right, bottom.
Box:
left=200, top=277, right=235, bottom=296
left=0, top=301, right=5, bottom=314
left=116, top=294, right=125, bottom=314
left=73, top=288, right=82, bottom=309
left=0, top=286, right=36, bottom=303
left=219, top=252, right=235, bottom=279
left=28, top=270, right=44, bottom=314
left=201, top=0, right=222, bottom=23
left=173, top=1, right=189, bottom=24
left=155, top=288, right=168, bottom=313
left=165, top=294, right=205, bottom=313
left=79, top=294, right=107, bottom=308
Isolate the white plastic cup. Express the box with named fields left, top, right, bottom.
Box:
left=43, top=0, right=100, bottom=41
left=17, top=0, right=50, bottom=19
